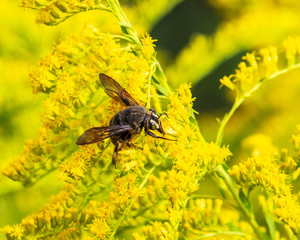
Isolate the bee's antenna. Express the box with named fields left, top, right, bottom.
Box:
left=159, top=112, right=169, bottom=118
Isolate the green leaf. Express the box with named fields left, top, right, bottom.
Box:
left=265, top=213, right=276, bottom=240
left=219, top=185, right=227, bottom=200
left=238, top=189, right=252, bottom=213
left=189, top=115, right=198, bottom=126
left=152, top=80, right=167, bottom=96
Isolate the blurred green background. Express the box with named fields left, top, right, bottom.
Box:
left=1, top=0, right=300, bottom=233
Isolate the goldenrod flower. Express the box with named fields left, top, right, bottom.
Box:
left=141, top=221, right=174, bottom=239
left=220, top=37, right=300, bottom=101
left=141, top=33, right=157, bottom=60
left=89, top=218, right=111, bottom=239
left=21, top=0, right=109, bottom=25
left=1, top=224, right=25, bottom=240
left=3, top=0, right=300, bottom=240
left=229, top=155, right=300, bottom=234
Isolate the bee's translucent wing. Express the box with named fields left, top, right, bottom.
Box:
left=99, top=73, right=140, bottom=106
left=76, top=125, right=132, bottom=145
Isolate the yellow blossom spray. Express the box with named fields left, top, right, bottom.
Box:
left=1, top=1, right=300, bottom=240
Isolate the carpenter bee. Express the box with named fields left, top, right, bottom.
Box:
left=76, top=73, right=174, bottom=167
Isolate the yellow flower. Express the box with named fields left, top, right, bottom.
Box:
left=221, top=37, right=300, bottom=101
left=89, top=218, right=111, bottom=240
left=229, top=155, right=300, bottom=234
left=23, top=0, right=108, bottom=25
left=183, top=199, right=223, bottom=234
left=281, top=36, right=300, bottom=67
left=1, top=224, right=26, bottom=239
left=142, top=221, right=174, bottom=239
left=21, top=217, right=36, bottom=235
left=141, top=33, right=157, bottom=59
left=220, top=75, right=236, bottom=91
left=4, top=20, right=157, bottom=185
left=109, top=173, right=138, bottom=210
left=258, top=46, right=278, bottom=77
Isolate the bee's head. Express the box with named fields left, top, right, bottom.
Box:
left=147, top=109, right=165, bottom=134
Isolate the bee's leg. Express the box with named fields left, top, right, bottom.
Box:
left=122, top=132, right=143, bottom=150
left=112, top=141, right=123, bottom=168
left=126, top=141, right=143, bottom=150
left=146, top=131, right=176, bottom=141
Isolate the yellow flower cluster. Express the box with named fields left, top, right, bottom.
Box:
left=165, top=140, right=231, bottom=208
left=82, top=173, right=141, bottom=239
left=138, top=221, right=175, bottom=240
left=2, top=224, right=25, bottom=240
left=2, top=186, right=81, bottom=239
left=21, top=0, right=108, bottom=25
left=182, top=199, right=225, bottom=237
left=58, top=144, right=100, bottom=182
left=2, top=169, right=151, bottom=239
left=140, top=33, right=157, bottom=60
left=214, top=37, right=300, bottom=146
left=3, top=3, right=188, bottom=236
left=241, top=129, right=298, bottom=181
left=49, top=82, right=230, bottom=240
left=5, top=0, right=300, bottom=239
left=229, top=155, right=300, bottom=234
left=155, top=84, right=232, bottom=234
left=220, top=37, right=300, bottom=101
left=2, top=23, right=156, bottom=187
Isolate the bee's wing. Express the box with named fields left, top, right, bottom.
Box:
left=99, top=73, right=140, bottom=106
left=76, top=125, right=132, bottom=145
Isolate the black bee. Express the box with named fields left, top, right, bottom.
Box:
left=76, top=73, right=174, bottom=167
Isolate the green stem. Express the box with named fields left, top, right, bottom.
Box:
left=215, top=97, right=243, bottom=146
left=106, top=0, right=141, bottom=47
left=107, top=0, right=172, bottom=99
left=153, top=61, right=173, bottom=96
left=216, top=63, right=300, bottom=146
left=212, top=64, right=300, bottom=240
left=215, top=165, right=267, bottom=240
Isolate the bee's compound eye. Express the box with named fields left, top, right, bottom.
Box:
left=150, top=120, right=157, bottom=130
